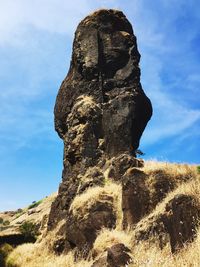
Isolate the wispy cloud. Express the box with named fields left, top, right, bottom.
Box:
left=0, top=0, right=91, bottom=45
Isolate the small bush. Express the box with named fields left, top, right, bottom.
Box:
left=15, top=209, right=25, bottom=219
left=19, top=221, right=38, bottom=239
left=197, top=166, right=200, bottom=174
left=28, top=199, right=43, bottom=209
left=3, top=220, right=10, bottom=226
left=0, top=243, right=13, bottom=267
left=16, top=209, right=23, bottom=213
left=0, top=217, right=3, bottom=224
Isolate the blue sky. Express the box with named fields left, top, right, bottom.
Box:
left=0, top=0, right=199, bottom=211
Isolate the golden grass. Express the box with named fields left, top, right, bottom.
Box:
left=128, top=226, right=200, bottom=267
left=92, top=228, right=132, bottom=256
left=72, top=95, right=100, bottom=118
left=143, top=160, right=197, bottom=178
left=147, top=175, right=200, bottom=220
left=6, top=243, right=93, bottom=267
left=70, top=182, right=122, bottom=224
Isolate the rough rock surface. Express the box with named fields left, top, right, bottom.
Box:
left=65, top=197, right=116, bottom=251
left=107, top=154, right=144, bottom=181
left=48, top=9, right=152, bottom=255
left=48, top=9, right=152, bottom=233
left=122, top=168, right=149, bottom=228
left=162, top=194, right=200, bottom=253
left=134, top=194, right=200, bottom=253
left=91, top=243, right=132, bottom=267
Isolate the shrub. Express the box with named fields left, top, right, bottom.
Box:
left=0, top=243, right=13, bottom=267
left=0, top=217, right=3, bottom=224
left=28, top=199, right=43, bottom=209
left=3, top=220, right=10, bottom=226
left=16, top=209, right=23, bottom=213
left=19, top=221, right=38, bottom=239
left=197, top=166, right=200, bottom=174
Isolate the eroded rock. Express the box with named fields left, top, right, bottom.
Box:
left=134, top=194, right=200, bottom=253
left=162, top=194, right=200, bottom=253
left=65, top=197, right=116, bottom=251
left=108, top=153, right=144, bottom=181
left=122, top=168, right=149, bottom=228
left=91, top=243, right=132, bottom=267
left=48, top=9, right=152, bottom=253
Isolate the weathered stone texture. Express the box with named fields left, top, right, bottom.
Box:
left=48, top=8, right=152, bottom=229
left=48, top=8, right=152, bottom=253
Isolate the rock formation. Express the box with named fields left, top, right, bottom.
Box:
left=48, top=9, right=152, bottom=236
left=45, top=9, right=200, bottom=260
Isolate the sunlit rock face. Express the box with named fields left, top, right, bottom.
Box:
left=48, top=9, right=152, bottom=250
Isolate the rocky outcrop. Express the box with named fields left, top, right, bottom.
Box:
left=65, top=197, right=116, bottom=251
left=162, top=194, right=200, bottom=253
left=48, top=9, right=152, bottom=239
left=134, top=194, right=200, bottom=253
left=122, top=168, right=149, bottom=228
left=107, top=154, right=144, bottom=181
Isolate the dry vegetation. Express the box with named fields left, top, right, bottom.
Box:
left=0, top=193, right=57, bottom=237
left=5, top=161, right=200, bottom=267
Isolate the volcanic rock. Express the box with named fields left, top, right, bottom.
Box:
left=107, top=153, right=144, bottom=181
left=134, top=194, right=200, bottom=253
left=162, top=194, right=200, bottom=253
left=91, top=243, right=132, bottom=267
left=122, top=168, right=149, bottom=228
left=48, top=8, right=152, bottom=252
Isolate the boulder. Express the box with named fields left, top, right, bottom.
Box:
left=91, top=243, right=132, bottom=267
left=122, top=168, right=149, bottom=228
left=77, top=167, right=105, bottom=194
left=161, top=194, right=200, bottom=253
left=134, top=194, right=200, bottom=253
left=108, top=153, right=144, bottom=181
left=65, top=196, right=116, bottom=252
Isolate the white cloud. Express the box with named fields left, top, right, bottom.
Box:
left=0, top=0, right=121, bottom=45
left=141, top=50, right=200, bottom=145
left=0, top=0, right=92, bottom=45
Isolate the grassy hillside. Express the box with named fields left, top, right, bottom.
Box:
left=3, top=161, right=200, bottom=267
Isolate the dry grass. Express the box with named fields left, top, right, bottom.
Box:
left=6, top=219, right=93, bottom=267
left=128, top=226, right=200, bottom=267
left=144, top=174, right=200, bottom=221
left=6, top=243, right=93, bottom=267
left=144, top=160, right=197, bottom=179
left=72, top=95, right=100, bottom=118
left=92, top=228, right=132, bottom=256
left=70, top=182, right=122, bottom=224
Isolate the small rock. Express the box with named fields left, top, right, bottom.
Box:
left=91, top=243, right=132, bottom=267
left=107, top=243, right=132, bottom=266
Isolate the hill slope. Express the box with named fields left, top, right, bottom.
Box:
left=2, top=161, right=200, bottom=267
